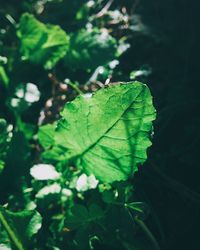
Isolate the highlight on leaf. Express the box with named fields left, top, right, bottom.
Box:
left=17, top=13, right=70, bottom=69
left=38, top=81, right=156, bottom=183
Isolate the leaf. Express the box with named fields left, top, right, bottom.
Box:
left=0, top=119, right=10, bottom=174
left=125, top=202, right=150, bottom=220
left=102, top=190, right=116, bottom=204
left=65, top=204, right=104, bottom=230
left=0, top=131, right=32, bottom=193
left=41, top=81, right=156, bottom=183
left=64, top=29, right=117, bottom=70
left=0, top=206, right=42, bottom=250
left=38, top=123, right=56, bottom=149
left=17, top=121, right=36, bottom=141
left=0, top=66, right=9, bottom=88
left=17, top=13, right=69, bottom=69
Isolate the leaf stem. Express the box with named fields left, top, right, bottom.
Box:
left=134, top=215, right=160, bottom=250
left=67, top=82, right=83, bottom=95
left=126, top=207, right=160, bottom=250
left=0, top=210, right=26, bottom=250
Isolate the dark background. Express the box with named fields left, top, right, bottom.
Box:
left=131, top=1, right=200, bottom=249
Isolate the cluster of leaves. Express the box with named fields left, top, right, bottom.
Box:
left=0, top=1, right=160, bottom=250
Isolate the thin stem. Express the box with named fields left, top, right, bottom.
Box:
left=126, top=207, right=160, bottom=250
left=134, top=215, right=160, bottom=250
left=5, top=14, right=16, bottom=26
left=67, top=82, right=83, bottom=95
left=0, top=211, right=25, bottom=250
left=95, top=0, right=114, bottom=18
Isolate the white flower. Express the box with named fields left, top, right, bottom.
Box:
left=16, top=82, right=40, bottom=103
left=88, top=175, right=99, bottom=189
left=76, top=174, right=99, bottom=192
left=76, top=174, right=88, bottom=192
left=30, top=164, right=61, bottom=180
left=36, top=183, right=61, bottom=199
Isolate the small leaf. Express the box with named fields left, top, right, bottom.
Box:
left=17, top=13, right=69, bottom=69
left=102, top=190, right=116, bottom=204
left=65, top=204, right=104, bottom=230
left=125, top=202, right=150, bottom=220
left=88, top=204, right=104, bottom=218
left=0, top=206, right=42, bottom=250
left=38, top=123, right=56, bottom=149
left=64, top=29, right=117, bottom=70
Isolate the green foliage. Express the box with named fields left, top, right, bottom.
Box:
left=0, top=66, right=9, bottom=88
left=0, top=1, right=180, bottom=249
left=17, top=13, right=69, bottom=70
left=65, top=204, right=104, bottom=230
left=65, top=29, right=117, bottom=70
left=38, top=123, right=56, bottom=149
left=0, top=206, right=42, bottom=250
left=0, top=119, right=10, bottom=173
left=39, top=82, right=156, bottom=183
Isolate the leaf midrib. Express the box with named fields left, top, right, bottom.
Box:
left=77, top=85, right=145, bottom=161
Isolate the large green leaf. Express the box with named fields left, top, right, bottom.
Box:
left=39, top=81, right=156, bottom=183
left=17, top=13, right=69, bottom=69
left=0, top=206, right=42, bottom=250
left=64, top=29, right=117, bottom=70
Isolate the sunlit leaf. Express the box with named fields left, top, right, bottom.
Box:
left=17, top=13, right=69, bottom=69
left=40, top=81, right=156, bottom=183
